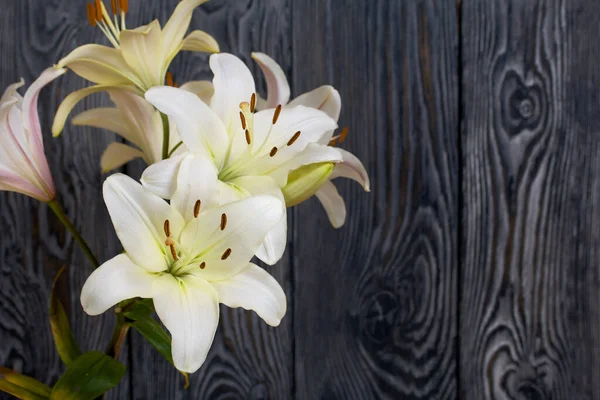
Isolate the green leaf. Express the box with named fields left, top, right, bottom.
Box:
left=120, top=298, right=154, bottom=321
left=50, top=351, right=125, bottom=400
left=49, top=266, right=82, bottom=365
left=0, top=367, right=51, bottom=400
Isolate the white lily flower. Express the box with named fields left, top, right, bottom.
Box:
left=52, top=0, right=219, bottom=137
left=141, top=53, right=343, bottom=264
left=251, top=52, right=370, bottom=228
left=80, top=171, right=286, bottom=373
left=0, top=67, right=66, bottom=202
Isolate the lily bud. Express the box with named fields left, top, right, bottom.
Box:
left=282, top=162, right=334, bottom=207
left=0, top=67, right=65, bottom=202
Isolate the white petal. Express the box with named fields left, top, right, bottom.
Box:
left=0, top=79, right=24, bottom=104
left=315, top=181, right=346, bottom=228
left=100, top=142, right=145, bottom=173
left=140, top=153, right=186, bottom=199
left=180, top=80, right=214, bottom=104
left=211, top=262, right=286, bottom=326
left=80, top=253, right=155, bottom=316
left=57, top=44, right=143, bottom=88
left=288, top=85, right=341, bottom=121
left=120, top=21, right=164, bottom=89
left=171, top=154, right=219, bottom=221
left=153, top=274, right=219, bottom=373
left=103, top=173, right=184, bottom=272
left=251, top=52, right=290, bottom=109
left=209, top=53, right=256, bottom=132
left=181, top=30, right=220, bottom=53
left=145, top=86, right=228, bottom=163
left=331, top=148, right=370, bottom=191
left=180, top=195, right=285, bottom=281
left=162, top=0, right=209, bottom=66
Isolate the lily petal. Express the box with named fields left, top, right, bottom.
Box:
left=211, top=262, right=286, bottom=326
left=331, top=148, right=370, bottom=191
left=181, top=30, right=220, bottom=54
left=153, top=273, right=219, bottom=373
left=315, top=180, right=346, bottom=228
left=180, top=80, right=214, bottom=105
left=0, top=80, right=24, bottom=104
left=57, top=44, right=142, bottom=88
left=162, top=0, right=210, bottom=67
left=171, top=154, right=219, bottom=221
left=103, top=173, right=184, bottom=272
left=288, top=85, right=341, bottom=121
left=145, top=86, right=228, bottom=163
left=251, top=52, right=290, bottom=109
left=180, top=195, right=285, bottom=281
left=100, top=142, right=145, bottom=173
left=209, top=53, right=256, bottom=132
left=80, top=253, right=155, bottom=315
left=120, top=21, right=164, bottom=90
left=140, top=153, right=186, bottom=199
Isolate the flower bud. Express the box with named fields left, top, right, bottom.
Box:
left=282, top=162, right=334, bottom=207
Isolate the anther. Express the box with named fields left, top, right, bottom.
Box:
left=94, top=0, right=103, bottom=22
left=199, top=262, right=206, bottom=270
left=193, top=200, right=201, bottom=218
left=287, top=131, right=301, bottom=146
left=110, top=0, right=118, bottom=15
left=165, top=237, right=175, bottom=246
left=163, top=219, right=171, bottom=237
left=166, top=72, right=174, bottom=87
left=119, top=0, right=129, bottom=13
left=220, top=213, right=227, bottom=231
left=239, top=111, right=246, bottom=130
left=329, top=138, right=337, bottom=147
left=169, top=244, right=178, bottom=261
left=87, top=3, right=97, bottom=27
left=245, top=129, right=251, bottom=145
left=338, top=127, right=349, bottom=143
left=250, top=93, right=256, bottom=113
left=272, top=105, right=282, bottom=124
left=221, top=248, right=232, bottom=260
left=270, top=147, right=278, bottom=157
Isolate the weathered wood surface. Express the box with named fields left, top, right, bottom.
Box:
left=2, top=0, right=600, bottom=399
left=290, top=1, right=459, bottom=399
left=461, top=1, right=600, bottom=399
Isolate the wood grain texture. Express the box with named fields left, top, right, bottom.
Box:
left=291, top=1, right=459, bottom=399
left=461, top=0, right=600, bottom=398
left=0, top=1, right=130, bottom=399
left=122, top=1, right=295, bottom=399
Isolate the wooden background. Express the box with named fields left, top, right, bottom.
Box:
left=0, top=0, right=599, bottom=399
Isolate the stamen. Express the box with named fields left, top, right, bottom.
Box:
left=110, top=0, right=118, bottom=15
left=199, top=262, right=206, bottom=270
left=119, top=0, right=128, bottom=13
left=221, top=248, right=232, bottom=260
left=169, top=244, right=178, bottom=261
left=193, top=200, right=201, bottom=218
left=220, top=213, right=227, bottom=230
left=165, top=237, right=175, bottom=246
left=250, top=93, right=257, bottom=113
left=163, top=219, right=171, bottom=237
left=87, top=3, right=97, bottom=27
left=166, top=72, right=174, bottom=87
left=329, top=138, right=337, bottom=146
left=270, top=147, right=278, bottom=157
left=245, top=129, right=251, bottom=145
left=94, top=0, right=103, bottom=22
left=287, top=131, right=301, bottom=146
left=272, top=105, right=282, bottom=124
left=239, top=111, right=246, bottom=130
left=338, top=127, right=349, bottom=143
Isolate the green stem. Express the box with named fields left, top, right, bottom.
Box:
left=48, top=199, right=99, bottom=269
left=161, top=112, right=170, bottom=160
left=106, top=315, right=130, bottom=359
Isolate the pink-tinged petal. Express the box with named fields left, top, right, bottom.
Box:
left=251, top=52, right=290, bottom=109
left=0, top=166, right=49, bottom=201
left=315, top=181, right=346, bottom=228
left=331, top=148, right=370, bottom=191
left=0, top=79, right=24, bottom=104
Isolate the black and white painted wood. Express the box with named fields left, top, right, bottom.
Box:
left=1, top=0, right=599, bottom=399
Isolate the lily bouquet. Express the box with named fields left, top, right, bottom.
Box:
left=0, top=0, right=369, bottom=398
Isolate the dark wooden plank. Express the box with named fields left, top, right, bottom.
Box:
left=124, top=1, right=295, bottom=398
left=461, top=1, right=600, bottom=398
left=0, top=1, right=131, bottom=399
left=291, top=1, right=459, bottom=399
